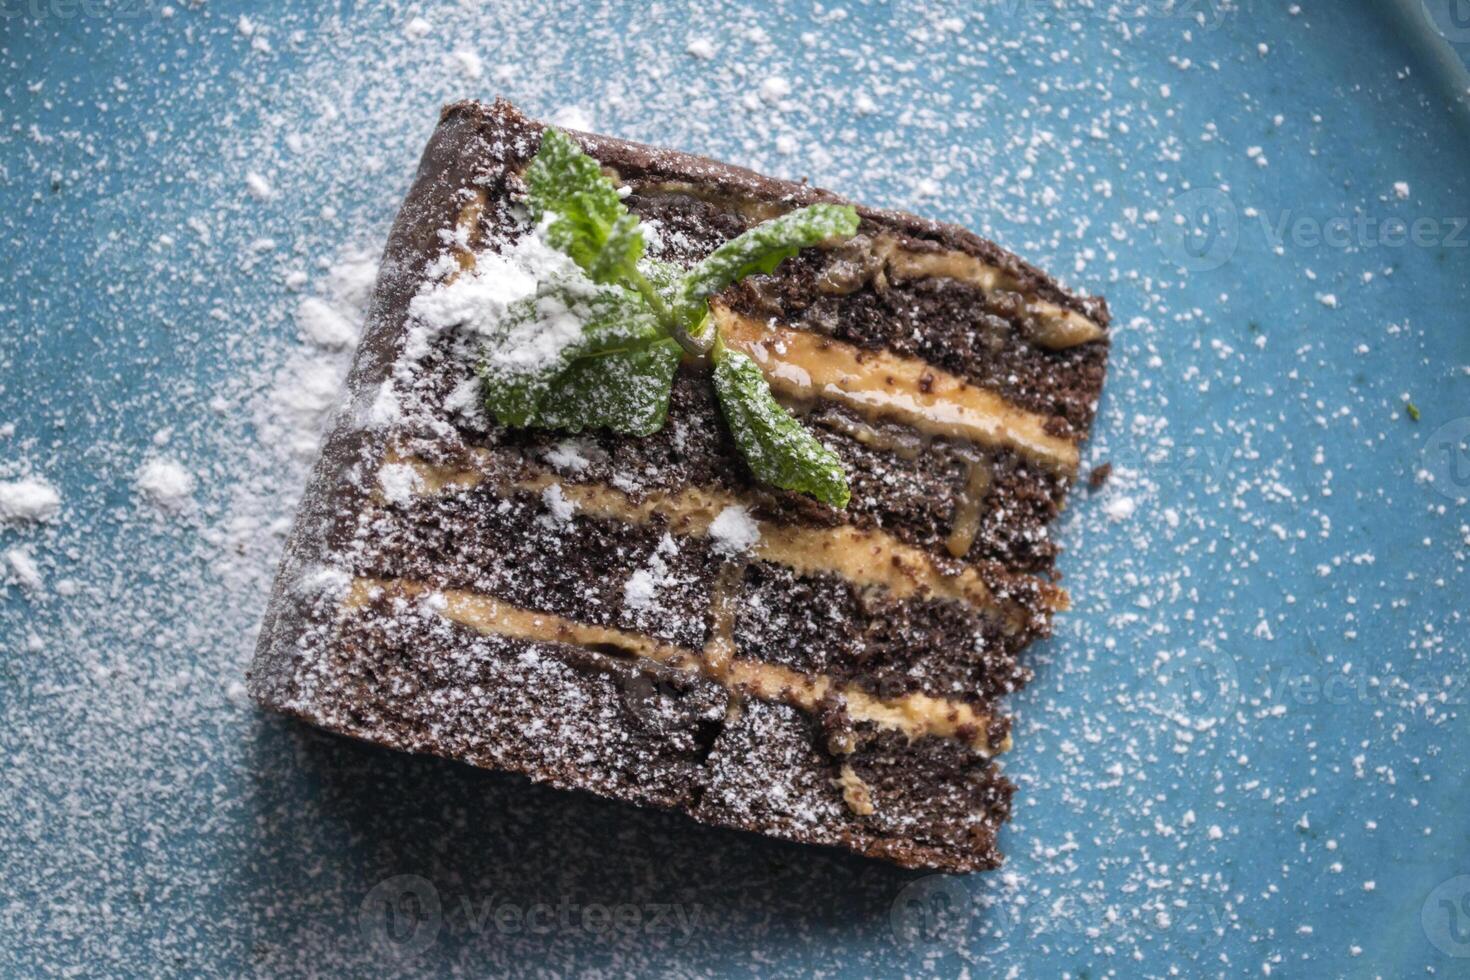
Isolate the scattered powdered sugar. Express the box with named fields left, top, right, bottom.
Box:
left=622, top=567, right=659, bottom=610
left=407, top=241, right=539, bottom=345
left=550, top=104, right=595, bottom=131
left=264, top=354, right=353, bottom=460
left=295, top=564, right=353, bottom=601
left=134, top=458, right=196, bottom=512
left=390, top=230, right=598, bottom=429
left=4, top=546, right=44, bottom=591
left=623, top=533, right=679, bottom=612
left=0, top=477, right=62, bottom=524
left=709, top=504, right=761, bottom=554
left=295, top=296, right=358, bottom=349
left=377, top=462, right=425, bottom=506
left=758, top=75, right=792, bottom=104
left=450, top=48, right=484, bottom=79
left=245, top=171, right=274, bottom=200
left=545, top=440, right=592, bottom=474
left=540, top=483, right=577, bottom=523
left=1103, top=494, right=1137, bottom=523
left=4, top=4, right=1465, bottom=976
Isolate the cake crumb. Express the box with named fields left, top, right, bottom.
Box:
left=836, top=764, right=876, bottom=816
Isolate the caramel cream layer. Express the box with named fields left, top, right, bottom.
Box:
left=629, top=180, right=1105, bottom=349
left=714, top=307, right=1080, bottom=473
left=881, top=242, right=1105, bottom=350
left=382, top=451, right=1066, bottom=627
left=345, top=577, right=1008, bottom=755
left=944, top=459, right=994, bottom=559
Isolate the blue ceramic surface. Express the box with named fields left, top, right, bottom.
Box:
left=2, top=1, right=1467, bottom=976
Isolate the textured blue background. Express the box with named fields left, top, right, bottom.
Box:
left=2, top=1, right=1468, bottom=976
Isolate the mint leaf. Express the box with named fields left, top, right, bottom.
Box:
left=507, top=130, right=857, bottom=505
left=480, top=285, right=663, bottom=428
left=680, top=204, right=860, bottom=311
left=534, top=338, right=682, bottom=436
left=712, top=349, right=850, bottom=509
left=524, top=128, right=645, bottom=286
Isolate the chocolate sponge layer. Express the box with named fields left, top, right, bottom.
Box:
left=317, top=596, right=1015, bottom=871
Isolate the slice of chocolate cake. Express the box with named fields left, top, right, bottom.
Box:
left=248, top=99, right=1110, bottom=872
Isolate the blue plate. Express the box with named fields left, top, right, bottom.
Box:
left=2, top=1, right=1467, bottom=975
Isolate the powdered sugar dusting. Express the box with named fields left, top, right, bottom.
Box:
left=541, top=483, right=577, bottom=523
left=295, top=296, right=358, bottom=350
left=0, top=477, right=62, bottom=524
left=135, top=458, right=196, bottom=513
left=2, top=2, right=1466, bottom=976
left=709, top=504, right=761, bottom=554
left=377, top=462, right=425, bottom=506
left=5, top=546, right=44, bottom=591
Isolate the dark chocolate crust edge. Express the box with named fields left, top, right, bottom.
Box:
left=250, top=109, right=493, bottom=705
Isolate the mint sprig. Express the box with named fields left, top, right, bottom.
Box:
left=481, top=126, right=858, bottom=509
left=524, top=127, right=646, bottom=286
left=712, top=348, right=851, bottom=509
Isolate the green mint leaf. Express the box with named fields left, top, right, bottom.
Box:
left=533, top=338, right=683, bottom=436
left=524, top=128, right=645, bottom=286
left=510, top=133, right=855, bottom=504
left=712, top=349, right=851, bottom=509
left=680, top=204, right=860, bottom=311
left=478, top=293, right=559, bottom=427
left=480, top=285, right=665, bottom=428
left=586, top=211, right=645, bottom=286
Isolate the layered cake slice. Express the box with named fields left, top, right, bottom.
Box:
left=249, top=99, right=1110, bottom=871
